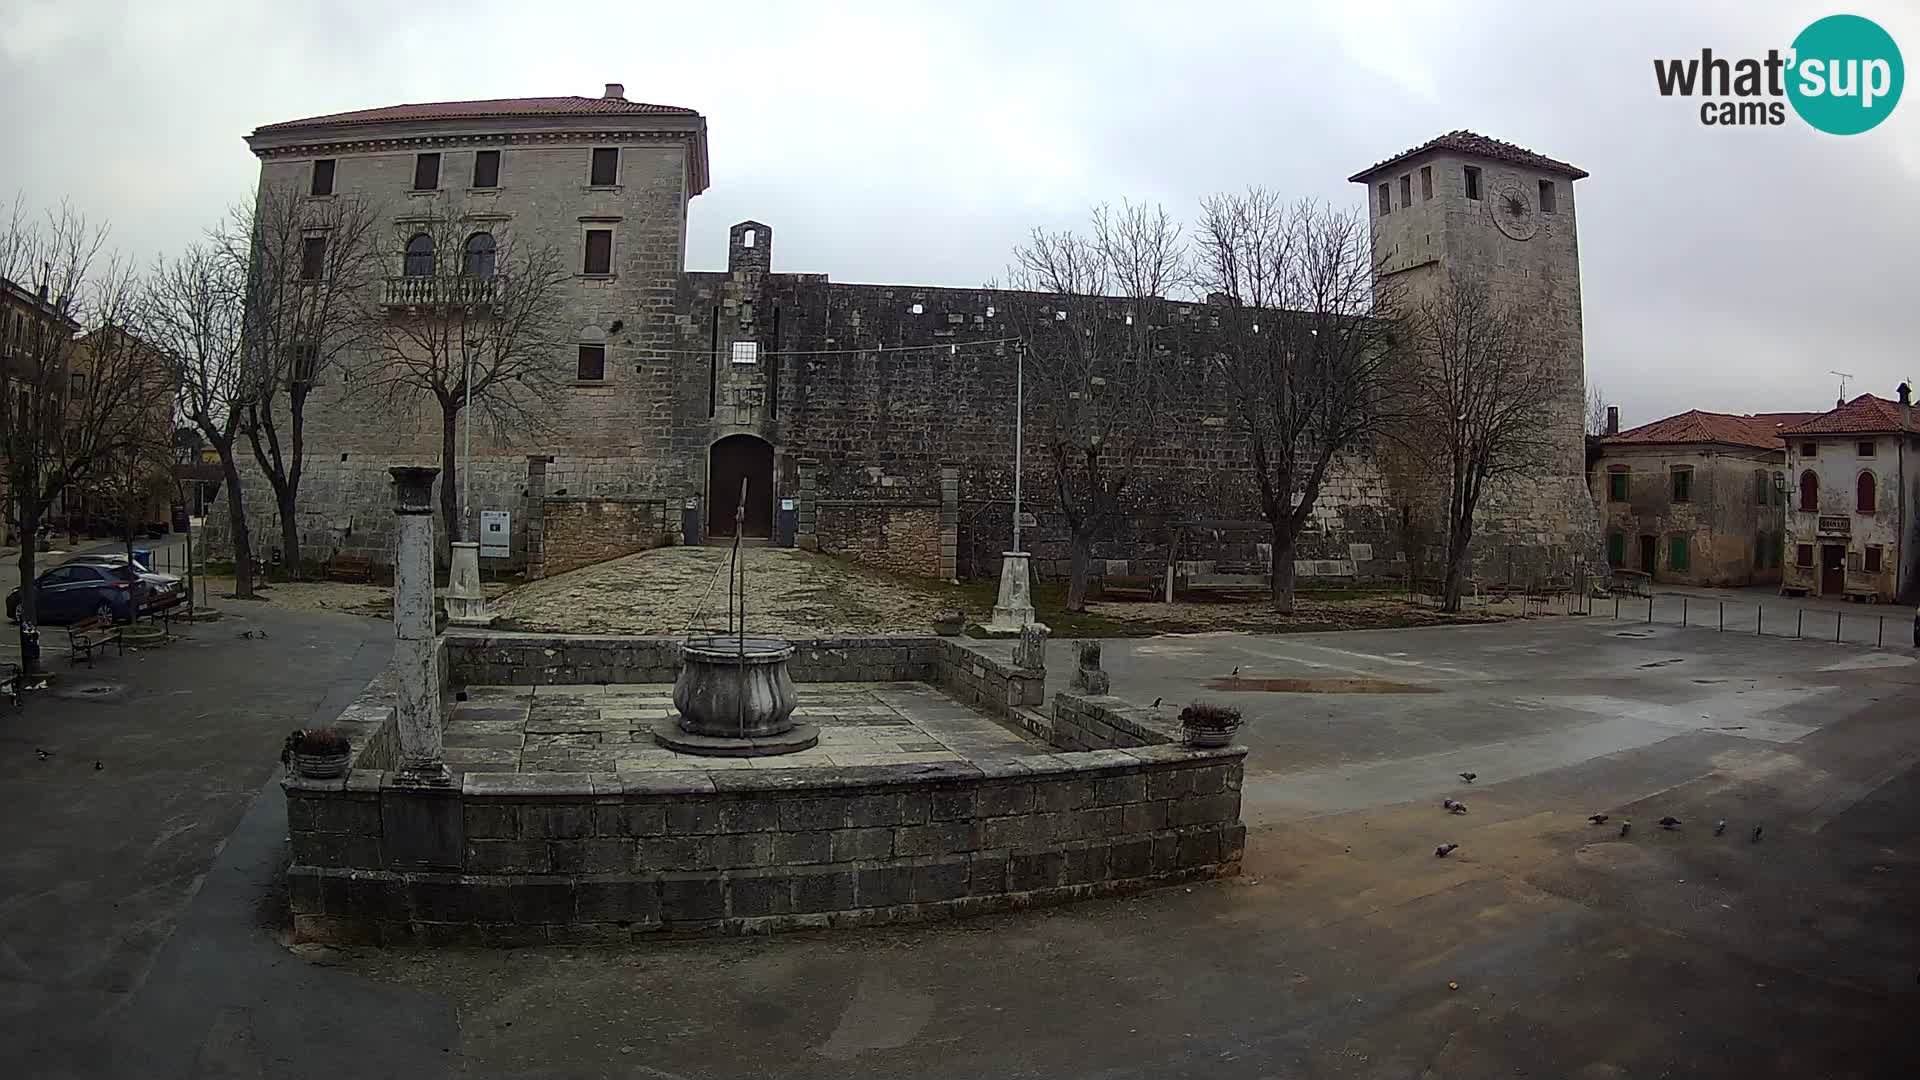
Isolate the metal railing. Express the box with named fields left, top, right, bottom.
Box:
left=381, top=274, right=503, bottom=309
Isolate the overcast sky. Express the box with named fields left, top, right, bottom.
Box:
left=3, top=0, right=1915, bottom=428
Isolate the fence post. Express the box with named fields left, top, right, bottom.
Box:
left=1835, top=614, right=1842, bottom=644
left=1719, top=601, right=1724, bottom=632
left=1878, top=615, right=1884, bottom=648
left=1682, top=596, right=1688, bottom=627
left=1796, top=610, right=1803, bottom=639
left=1614, top=594, right=1620, bottom=620
left=1757, top=605, right=1763, bottom=636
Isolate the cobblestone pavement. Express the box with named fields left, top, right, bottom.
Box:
left=495, top=547, right=957, bottom=636
left=445, top=681, right=1050, bottom=776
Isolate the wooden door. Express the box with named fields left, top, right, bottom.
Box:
left=1820, top=544, right=1845, bottom=596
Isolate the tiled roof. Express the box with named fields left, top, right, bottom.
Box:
left=1602, top=409, right=1820, bottom=450
left=1779, top=393, right=1920, bottom=436
left=254, top=96, right=698, bottom=134
left=1348, top=130, right=1588, bottom=182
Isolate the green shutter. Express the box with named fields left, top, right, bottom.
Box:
left=1670, top=535, right=1690, bottom=571
left=1609, top=471, right=1627, bottom=501
left=1607, top=533, right=1625, bottom=567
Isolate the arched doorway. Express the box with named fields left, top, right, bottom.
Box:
left=708, top=434, right=774, bottom=539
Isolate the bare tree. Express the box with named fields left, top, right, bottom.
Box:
left=356, top=205, right=571, bottom=555
left=222, top=184, right=381, bottom=576
left=144, top=241, right=258, bottom=597
left=1586, top=382, right=1613, bottom=437
left=1195, top=193, right=1408, bottom=613
left=0, top=200, right=163, bottom=673
left=1400, top=268, right=1559, bottom=613
left=1000, top=201, right=1188, bottom=611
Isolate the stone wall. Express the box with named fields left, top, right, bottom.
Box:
left=815, top=501, right=942, bottom=578
left=1590, top=444, right=1786, bottom=588
left=541, top=497, right=669, bottom=576
left=285, top=632, right=1243, bottom=944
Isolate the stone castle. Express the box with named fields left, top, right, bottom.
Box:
left=214, top=85, right=1600, bottom=585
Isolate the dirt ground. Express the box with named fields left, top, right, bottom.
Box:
left=197, top=576, right=510, bottom=620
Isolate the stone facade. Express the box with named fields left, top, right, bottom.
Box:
left=1778, top=394, right=1920, bottom=602
left=1592, top=444, right=1786, bottom=587
left=541, top=496, right=668, bottom=576
left=211, top=101, right=1599, bottom=589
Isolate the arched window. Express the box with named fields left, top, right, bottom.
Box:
left=403, top=233, right=435, bottom=277
left=462, top=232, right=496, bottom=278
left=1856, top=471, right=1877, bottom=513
left=1798, top=470, right=1819, bottom=512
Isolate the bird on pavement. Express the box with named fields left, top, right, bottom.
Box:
left=1442, top=798, right=1467, bottom=814
left=1153, top=697, right=1163, bottom=708
left=1658, top=816, right=1682, bottom=830
left=1459, top=772, right=1477, bottom=784
left=93, top=761, right=103, bottom=771
left=36, top=747, right=52, bottom=760
left=1751, top=825, right=1764, bottom=843
left=1714, top=819, right=1727, bottom=836
left=1588, top=813, right=1609, bottom=825
left=1232, top=666, right=1241, bottom=676
left=1435, top=843, right=1459, bottom=858
left=1620, top=820, right=1632, bottom=837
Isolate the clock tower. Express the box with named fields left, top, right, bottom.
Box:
left=1350, top=130, right=1601, bottom=581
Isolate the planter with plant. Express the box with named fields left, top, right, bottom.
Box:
left=1178, top=702, right=1242, bottom=748
left=931, top=608, right=967, bottom=636
left=282, top=727, right=352, bottom=779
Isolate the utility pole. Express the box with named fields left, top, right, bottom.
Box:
left=1013, top=340, right=1024, bottom=555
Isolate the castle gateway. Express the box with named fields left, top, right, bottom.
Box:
left=215, top=88, right=1600, bottom=587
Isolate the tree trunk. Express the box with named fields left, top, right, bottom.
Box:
left=1270, top=520, right=1297, bottom=615
left=1441, top=522, right=1472, bottom=613
left=1065, top=528, right=1093, bottom=612
left=274, top=485, right=301, bottom=580
left=16, top=519, right=38, bottom=676
left=216, top=445, right=255, bottom=599
left=440, top=404, right=461, bottom=554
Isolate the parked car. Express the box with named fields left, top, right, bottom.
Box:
left=60, top=554, right=185, bottom=613
left=6, top=563, right=146, bottom=625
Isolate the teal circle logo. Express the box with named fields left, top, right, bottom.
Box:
left=1787, top=14, right=1903, bottom=135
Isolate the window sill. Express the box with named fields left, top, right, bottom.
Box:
left=582, top=185, right=622, bottom=193
left=306, top=193, right=336, bottom=201
left=467, top=186, right=501, bottom=194
left=572, top=379, right=610, bottom=388
left=577, top=273, right=616, bottom=282
left=408, top=188, right=443, bottom=196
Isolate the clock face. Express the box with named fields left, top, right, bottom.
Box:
left=1490, top=179, right=1538, bottom=241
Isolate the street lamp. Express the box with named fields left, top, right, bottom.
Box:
left=987, top=339, right=1034, bottom=633
left=460, top=335, right=477, bottom=541
left=1013, top=340, right=1024, bottom=555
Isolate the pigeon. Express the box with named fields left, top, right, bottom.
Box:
left=1459, top=772, right=1477, bottom=784
left=36, top=747, right=52, bottom=760
left=1442, top=798, right=1468, bottom=814
left=1435, top=843, right=1459, bottom=858
left=1232, top=666, right=1241, bottom=676
left=1620, top=820, right=1632, bottom=837
left=1588, top=813, right=1609, bottom=825
left=93, top=761, right=103, bottom=771
left=1658, top=816, right=1682, bottom=830
left=1152, top=697, right=1163, bottom=708
left=1714, top=819, right=1727, bottom=836
left=1750, top=825, right=1764, bottom=843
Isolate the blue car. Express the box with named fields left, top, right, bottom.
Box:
left=6, top=563, right=145, bottom=625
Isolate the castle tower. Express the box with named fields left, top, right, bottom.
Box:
left=1350, top=130, right=1600, bottom=579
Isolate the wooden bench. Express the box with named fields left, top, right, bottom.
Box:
left=323, top=554, right=375, bottom=583
left=68, top=617, right=124, bottom=666
left=1097, top=574, right=1159, bottom=601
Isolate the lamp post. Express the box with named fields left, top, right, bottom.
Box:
left=460, top=335, right=476, bottom=543
left=1013, top=340, right=1024, bottom=554
left=445, top=335, right=494, bottom=626
left=988, top=340, right=1035, bottom=632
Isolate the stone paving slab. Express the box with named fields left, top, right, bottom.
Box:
left=445, top=681, right=1051, bottom=775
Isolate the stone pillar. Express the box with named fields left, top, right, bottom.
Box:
left=938, top=464, right=959, bottom=582
left=986, top=551, right=1034, bottom=633
left=444, top=541, right=493, bottom=626
left=1012, top=621, right=1049, bottom=671
left=524, top=455, right=552, bottom=581
left=796, top=459, right=818, bottom=551
left=1069, top=640, right=1110, bottom=695
left=390, top=466, right=450, bottom=789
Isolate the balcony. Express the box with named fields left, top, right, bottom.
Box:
left=382, top=274, right=503, bottom=309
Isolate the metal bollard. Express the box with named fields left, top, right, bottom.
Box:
left=1682, top=597, right=1688, bottom=627
left=1757, top=605, right=1763, bottom=636
left=1878, top=615, right=1884, bottom=648
left=1719, top=601, right=1724, bottom=632
left=1835, top=614, right=1842, bottom=644
left=1797, top=610, right=1803, bottom=639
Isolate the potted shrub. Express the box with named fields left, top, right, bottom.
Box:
left=931, top=608, right=967, bottom=636
left=282, top=727, right=351, bottom=779
left=1178, top=702, right=1242, bottom=748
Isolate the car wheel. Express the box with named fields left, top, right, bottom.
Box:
left=95, top=600, right=116, bottom=622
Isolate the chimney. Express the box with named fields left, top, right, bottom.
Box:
left=1900, top=382, right=1911, bottom=408
left=1605, top=405, right=1619, bottom=435
left=603, top=82, right=625, bottom=100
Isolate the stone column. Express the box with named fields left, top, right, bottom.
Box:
left=445, top=541, right=493, bottom=626
left=1012, top=621, right=1049, bottom=671
left=938, top=464, right=959, bottom=583
left=986, top=551, right=1034, bottom=633
left=524, top=455, right=552, bottom=581
left=796, top=459, right=818, bottom=551
left=390, top=466, right=450, bottom=789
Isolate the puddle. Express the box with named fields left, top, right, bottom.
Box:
left=1203, top=676, right=1438, bottom=694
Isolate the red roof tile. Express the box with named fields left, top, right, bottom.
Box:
left=254, top=96, right=698, bottom=134
left=1349, top=130, right=1588, bottom=183
left=1779, top=394, right=1920, bottom=436
left=1602, top=409, right=1819, bottom=450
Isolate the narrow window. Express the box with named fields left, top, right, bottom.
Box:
left=1607, top=467, right=1628, bottom=502
left=1670, top=466, right=1692, bottom=503
left=1865, top=545, right=1883, bottom=573
left=403, top=233, right=435, bottom=277
left=731, top=341, right=759, bottom=365
left=1856, top=471, right=1876, bottom=513
left=412, top=152, right=440, bottom=191
left=311, top=159, right=335, bottom=197
left=1800, top=442, right=1816, bottom=457
left=742, top=228, right=756, bottom=248
left=1378, top=183, right=1391, bottom=217
left=1538, top=178, right=1556, bottom=212
left=1857, top=440, right=1875, bottom=457
left=576, top=344, right=606, bottom=381
left=1754, top=469, right=1768, bottom=506
left=472, top=150, right=501, bottom=188
left=1796, top=544, right=1814, bottom=568
left=1669, top=535, right=1690, bottom=572
left=300, top=236, right=327, bottom=281
left=590, top=147, right=619, bottom=186
left=1798, top=470, right=1819, bottom=512
left=1606, top=532, right=1625, bottom=567
left=462, top=233, right=496, bottom=278
left=1420, top=165, right=1433, bottom=200
left=582, top=229, right=612, bottom=275
left=1399, top=174, right=1411, bottom=207
left=1464, top=166, right=1481, bottom=200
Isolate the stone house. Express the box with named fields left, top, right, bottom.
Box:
left=1590, top=408, right=1815, bottom=587
left=0, top=275, right=82, bottom=545
left=1778, top=389, right=1919, bottom=602
left=211, top=91, right=1602, bottom=586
